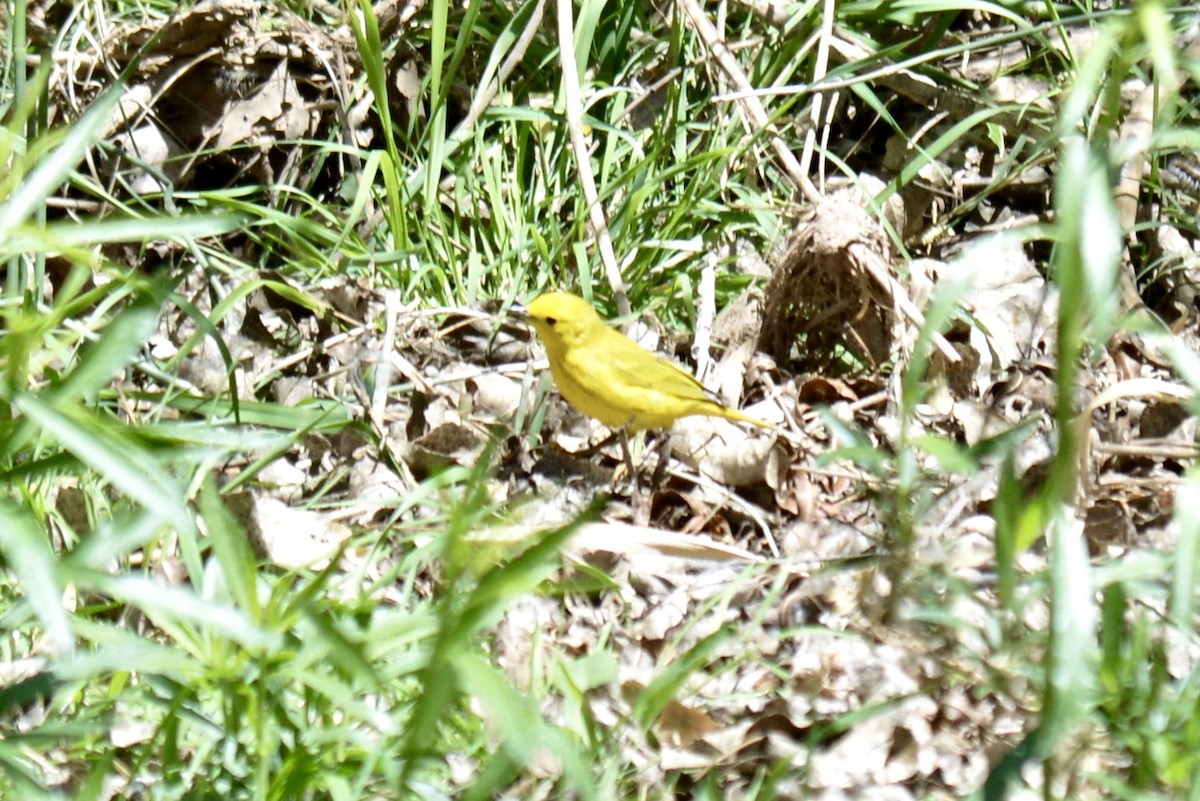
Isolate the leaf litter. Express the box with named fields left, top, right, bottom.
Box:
left=15, top=1, right=1200, bottom=797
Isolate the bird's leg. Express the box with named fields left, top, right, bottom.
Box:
left=610, top=427, right=658, bottom=528
left=627, top=429, right=656, bottom=526
left=629, top=430, right=679, bottom=527
left=616, top=427, right=639, bottom=490
left=648, top=430, right=673, bottom=490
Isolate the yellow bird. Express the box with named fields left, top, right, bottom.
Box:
left=520, top=291, right=769, bottom=431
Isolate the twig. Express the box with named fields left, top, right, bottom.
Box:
left=446, top=0, right=546, bottom=152
left=679, top=0, right=820, bottom=203
left=694, top=257, right=717, bottom=384
left=398, top=0, right=545, bottom=203
left=372, top=289, right=400, bottom=430
left=1114, top=35, right=1200, bottom=310
left=848, top=241, right=960, bottom=362
left=797, top=0, right=835, bottom=193
left=555, top=0, right=629, bottom=313
left=667, top=460, right=781, bottom=558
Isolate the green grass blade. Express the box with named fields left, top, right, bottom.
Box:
left=9, top=393, right=193, bottom=533
left=0, top=84, right=123, bottom=229
left=0, top=499, right=75, bottom=655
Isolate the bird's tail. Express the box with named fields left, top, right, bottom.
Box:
left=719, top=404, right=773, bottom=429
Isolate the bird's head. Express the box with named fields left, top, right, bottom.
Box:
left=520, top=291, right=605, bottom=350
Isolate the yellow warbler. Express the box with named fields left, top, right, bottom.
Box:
left=520, top=291, right=769, bottom=431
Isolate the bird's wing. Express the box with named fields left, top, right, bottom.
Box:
left=587, top=327, right=712, bottom=403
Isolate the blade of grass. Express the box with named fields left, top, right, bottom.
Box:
left=0, top=83, right=123, bottom=230
left=7, top=393, right=193, bottom=533
left=0, top=499, right=75, bottom=655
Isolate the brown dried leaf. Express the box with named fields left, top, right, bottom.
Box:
left=407, top=423, right=487, bottom=474
left=223, top=491, right=350, bottom=568
left=671, top=416, right=780, bottom=487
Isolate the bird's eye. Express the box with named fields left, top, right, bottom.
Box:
left=545, top=317, right=557, bottom=326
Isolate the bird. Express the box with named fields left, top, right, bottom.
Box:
left=518, top=291, right=770, bottom=431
